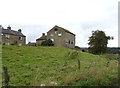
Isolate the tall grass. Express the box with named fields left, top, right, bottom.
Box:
left=2, top=45, right=119, bottom=86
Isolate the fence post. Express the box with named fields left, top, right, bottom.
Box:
left=77, top=59, right=80, bottom=70
left=3, top=66, right=9, bottom=87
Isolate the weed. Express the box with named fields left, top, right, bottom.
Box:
left=65, top=51, right=79, bottom=59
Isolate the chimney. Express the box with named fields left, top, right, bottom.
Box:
left=0, top=25, right=2, bottom=29
left=18, top=29, right=22, bottom=32
left=7, top=26, right=11, bottom=30
left=42, top=33, right=45, bottom=36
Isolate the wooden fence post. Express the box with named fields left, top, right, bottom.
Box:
left=77, top=59, right=80, bottom=70
left=3, top=66, right=9, bottom=87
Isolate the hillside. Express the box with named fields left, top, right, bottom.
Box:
left=2, top=45, right=118, bottom=86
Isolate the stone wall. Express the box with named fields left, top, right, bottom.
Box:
left=47, top=27, right=75, bottom=48
left=65, top=32, right=75, bottom=48
left=2, top=34, right=26, bottom=46
left=47, top=28, right=66, bottom=47
left=36, top=40, right=45, bottom=46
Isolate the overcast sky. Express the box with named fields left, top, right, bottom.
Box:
left=0, top=0, right=119, bottom=47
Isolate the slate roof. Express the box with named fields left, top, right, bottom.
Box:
left=48, top=25, right=76, bottom=36
left=36, top=35, right=47, bottom=41
left=1, top=28, right=25, bottom=37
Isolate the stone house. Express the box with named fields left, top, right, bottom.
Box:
left=36, top=33, right=47, bottom=46
left=0, top=26, right=26, bottom=46
left=36, top=25, right=75, bottom=48
left=47, top=25, right=75, bottom=48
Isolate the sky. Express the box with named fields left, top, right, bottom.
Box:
left=0, top=0, right=119, bottom=47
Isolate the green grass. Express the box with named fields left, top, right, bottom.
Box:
left=2, top=45, right=119, bottom=86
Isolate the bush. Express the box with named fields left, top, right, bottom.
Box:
left=41, top=39, right=54, bottom=46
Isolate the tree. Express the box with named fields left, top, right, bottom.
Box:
left=88, top=30, right=113, bottom=54
left=41, top=39, right=54, bottom=46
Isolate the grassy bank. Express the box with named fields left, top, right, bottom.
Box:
left=2, top=45, right=119, bottom=86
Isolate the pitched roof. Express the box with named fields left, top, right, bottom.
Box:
left=1, top=28, right=25, bottom=37
left=48, top=25, right=76, bottom=36
left=36, top=35, right=47, bottom=41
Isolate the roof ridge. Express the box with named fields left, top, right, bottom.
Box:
left=54, top=25, right=75, bottom=36
left=2, top=28, right=25, bottom=37
left=36, top=35, right=47, bottom=41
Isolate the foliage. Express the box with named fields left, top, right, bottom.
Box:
left=41, top=39, right=54, bottom=46
left=75, top=46, right=80, bottom=49
left=2, top=45, right=118, bottom=86
left=88, top=30, right=113, bottom=54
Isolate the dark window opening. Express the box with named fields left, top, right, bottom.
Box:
left=54, top=28, right=58, bottom=31
left=18, top=37, right=22, bottom=40
left=69, top=40, right=70, bottom=44
left=71, top=42, right=73, bottom=44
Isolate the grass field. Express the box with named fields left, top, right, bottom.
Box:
left=2, top=45, right=119, bottom=86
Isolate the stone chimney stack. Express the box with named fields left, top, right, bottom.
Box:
left=42, top=33, right=45, bottom=36
left=0, top=25, right=2, bottom=29
left=7, top=26, right=11, bottom=30
left=18, top=29, right=22, bottom=32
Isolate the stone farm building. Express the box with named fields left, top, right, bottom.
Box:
left=36, top=25, right=75, bottom=48
left=0, top=26, right=26, bottom=46
left=36, top=33, right=47, bottom=46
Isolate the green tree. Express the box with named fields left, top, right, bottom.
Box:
left=88, top=30, right=113, bottom=54
left=41, top=39, right=54, bottom=46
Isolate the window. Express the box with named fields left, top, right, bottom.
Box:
left=71, top=41, right=73, bottom=44
left=5, top=42, right=10, bottom=45
left=18, top=43, right=22, bottom=46
left=51, top=38, right=54, bottom=42
left=54, top=28, right=58, bottom=31
left=69, top=40, right=70, bottom=44
left=55, top=31, right=57, bottom=34
left=19, top=37, right=22, bottom=40
left=54, top=28, right=58, bottom=34
left=65, top=39, right=68, bottom=44
left=58, top=33, right=62, bottom=36
left=66, top=39, right=68, bottom=42
left=5, top=35, right=10, bottom=39
left=50, top=33, right=54, bottom=36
